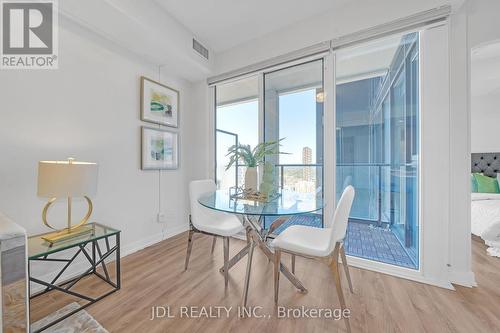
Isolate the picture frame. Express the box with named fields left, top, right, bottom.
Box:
left=141, top=126, right=179, bottom=170
left=140, top=76, right=179, bottom=128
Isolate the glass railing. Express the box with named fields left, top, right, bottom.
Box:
left=276, top=163, right=323, bottom=195
left=222, top=159, right=418, bottom=231
left=221, top=161, right=324, bottom=196
left=336, top=163, right=418, bottom=228
left=269, top=163, right=323, bottom=229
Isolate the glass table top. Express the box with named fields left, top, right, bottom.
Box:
left=28, top=222, right=120, bottom=259
left=198, top=190, right=324, bottom=217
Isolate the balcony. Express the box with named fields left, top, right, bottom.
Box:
left=275, top=163, right=418, bottom=269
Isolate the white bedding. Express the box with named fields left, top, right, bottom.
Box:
left=471, top=193, right=500, bottom=257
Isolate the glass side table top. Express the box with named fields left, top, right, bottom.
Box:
left=28, top=222, right=120, bottom=259
left=198, top=190, right=324, bottom=217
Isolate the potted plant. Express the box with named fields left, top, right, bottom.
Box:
left=226, top=139, right=286, bottom=192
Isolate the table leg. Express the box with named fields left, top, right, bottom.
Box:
left=219, top=244, right=250, bottom=273
left=219, top=221, right=253, bottom=273
left=242, top=238, right=255, bottom=306
left=241, top=215, right=308, bottom=306
left=92, top=240, right=96, bottom=273
left=279, top=262, right=307, bottom=293
left=28, top=232, right=121, bottom=333
left=116, top=232, right=121, bottom=289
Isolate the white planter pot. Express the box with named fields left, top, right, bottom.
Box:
left=245, top=167, right=258, bottom=192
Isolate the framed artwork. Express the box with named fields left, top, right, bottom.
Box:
left=141, top=127, right=179, bottom=170
left=141, top=76, right=179, bottom=128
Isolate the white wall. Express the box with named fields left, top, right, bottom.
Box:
left=448, top=4, right=473, bottom=286
left=471, top=91, right=500, bottom=152
left=189, top=81, right=212, bottom=181
left=0, top=18, right=203, bottom=277
left=468, top=0, right=500, bottom=153
left=467, top=0, right=500, bottom=49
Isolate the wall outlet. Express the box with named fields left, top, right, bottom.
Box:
left=157, top=213, right=167, bottom=223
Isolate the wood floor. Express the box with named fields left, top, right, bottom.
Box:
left=31, top=233, right=500, bottom=333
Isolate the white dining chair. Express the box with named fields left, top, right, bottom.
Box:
left=184, top=180, right=244, bottom=288
left=272, top=185, right=355, bottom=332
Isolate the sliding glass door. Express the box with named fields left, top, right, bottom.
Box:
left=335, top=32, right=420, bottom=269
left=213, top=35, right=421, bottom=269
left=263, top=60, right=324, bottom=229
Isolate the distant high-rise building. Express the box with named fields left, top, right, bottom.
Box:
left=302, top=147, right=312, bottom=181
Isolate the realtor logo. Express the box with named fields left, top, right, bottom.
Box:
left=1, top=0, right=58, bottom=69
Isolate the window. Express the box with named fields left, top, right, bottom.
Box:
left=215, top=76, right=259, bottom=190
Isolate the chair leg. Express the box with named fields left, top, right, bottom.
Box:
left=291, top=254, right=296, bottom=274
left=332, top=244, right=351, bottom=333
left=223, top=237, right=230, bottom=288
left=211, top=236, right=217, bottom=254
left=340, top=244, right=354, bottom=293
left=274, top=249, right=281, bottom=305
left=242, top=239, right=255, bottom=306
left=184, top=229, right=195, bottom=271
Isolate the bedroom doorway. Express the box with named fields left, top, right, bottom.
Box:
left=335, top=31, right=420, bottom=269
left=470, top=39, right=500, bottom=258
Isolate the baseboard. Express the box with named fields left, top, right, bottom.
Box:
left=30, top=223, right=188, bottom=294
left=120, top=223, right=188, bottom=257
left=449, top=270, right=477, bottom=287
left=346, top=255, right=455, bottom=290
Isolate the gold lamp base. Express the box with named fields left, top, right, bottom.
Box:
left=42, top=224, right=94, bottom=243
left=42, top=196, right=94, bottom=244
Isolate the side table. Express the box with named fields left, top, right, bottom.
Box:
left=28, top=222, right=120, bottom=332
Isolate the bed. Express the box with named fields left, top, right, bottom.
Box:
left=471, top=153, right=500, bottom=257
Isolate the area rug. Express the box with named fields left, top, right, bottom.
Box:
left=31, top=302, right=108, bottom=333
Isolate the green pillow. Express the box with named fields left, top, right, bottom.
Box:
left=473, top=173, right=500, bottom=193
left=471, top=174, right=478, bottom=192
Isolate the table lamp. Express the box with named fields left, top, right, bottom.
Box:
left=37, top=158, right=98, bottom=243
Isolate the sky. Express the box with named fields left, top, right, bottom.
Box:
left=278, top=89, right=317, bottom=164
left=216, top=89, right=318, bottom=167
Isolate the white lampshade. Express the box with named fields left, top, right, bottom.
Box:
left=37, top=159, right=98, bottom=198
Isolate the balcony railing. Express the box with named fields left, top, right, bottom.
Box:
left=337, top=163, right=418, bottom=228
left=220, top=158, right=416, bottom=228
left=221, top=161, right=323, bottom=195
left=276, top=163, right=323, bottom=193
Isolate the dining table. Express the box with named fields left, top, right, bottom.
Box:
left=198, top=189, right=324, bottom=306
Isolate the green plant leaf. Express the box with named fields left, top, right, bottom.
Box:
left=225, top=138, right=289, bottom=170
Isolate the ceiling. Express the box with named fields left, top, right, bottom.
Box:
left=336, top=34, right=402, bottom=83
left=216, top=76, right=258, bottom=106
left=154, top=0, right=349, bottom=52
left=216, top=61, right=323, bottom=106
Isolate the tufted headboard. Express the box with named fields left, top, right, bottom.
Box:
left=471, top=153, right=500, bottom=177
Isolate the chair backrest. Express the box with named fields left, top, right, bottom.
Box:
left=330, top=185, right=355, bottom=246
left=189, top=179, right=217, bottom=229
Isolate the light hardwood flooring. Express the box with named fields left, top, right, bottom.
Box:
left=31, top=233, right=500, bottom=332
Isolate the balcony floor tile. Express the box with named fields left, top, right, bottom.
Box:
left=270, top=215, right=417, bottom=269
